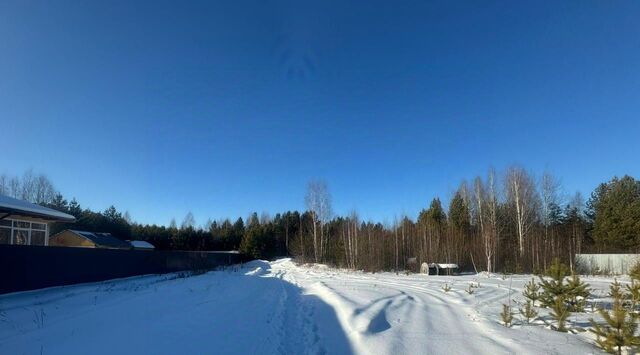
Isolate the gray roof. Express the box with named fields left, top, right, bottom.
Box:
left=0, top=195, right=76, bottom=223
left=64, top=230, right=132, bottom=249
left=128, top=240, right=155, bottom=249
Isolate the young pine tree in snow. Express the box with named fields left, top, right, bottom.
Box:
left=627, top=262, right=640, bottom=312
left=539, top=258, right=570, bottom=308
left=501, top=304, right=514, bottom=327
left=610, top=279, right=625, bottom=300
left=519, top=300, right=538, bottom=324
left=630, top=262, right=640, bottom=282
left=442, top=283, right=451, bottom=293
left=627, top=280, right=640, bottom=312
left=590, top=287, right=640, bottom=355
left=550, top=296, right=571, bottom=332
left=523, top=278, right=541, bottom=306
left=565, top=274, right=591, bottom=312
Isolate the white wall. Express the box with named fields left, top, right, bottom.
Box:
left=575, top=254, right=640, bottom=275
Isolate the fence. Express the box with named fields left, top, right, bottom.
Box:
left=0, top=244, right=251, bottom=294
left=575, top=253, right=640, bottom=275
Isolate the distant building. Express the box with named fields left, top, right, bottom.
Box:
left=0, top=195, right=76, bottom=246
left=420, top=262, right=459, bottom=275
left=128, top=240, right=155, bottom=250
left=575, top=254, right=640, bottom=275
left=49, top=230, right=132, bottom=250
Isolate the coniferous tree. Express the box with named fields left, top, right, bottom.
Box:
left=519, top=300, right=538, bottom=324
left=550, top=295, right=570, bottom=332
left=501, top=304, right=514, bottom=327
left=591, top=287, right=640, bottom=354
left=565, top=274, right=591, bottom=312
left=523, top=278, right=541, bottom=305
left=539, top=258, right=570, bottom=308
left=591, top=176, right=640, bottom=250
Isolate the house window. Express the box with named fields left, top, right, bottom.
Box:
left=0, top=228, right=9, bottom=244
left=31, top=231, right=46, bottom=245
left=0, top=218, right=49, bottom=246
left=13, top=229, right=28, bottom=245
left=13, top=221, right=30, bottom=229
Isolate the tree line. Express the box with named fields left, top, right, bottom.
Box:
left=2, top=167, right=639, bottom=273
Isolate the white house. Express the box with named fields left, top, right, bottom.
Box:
left=0, top=195, right=76, bottom=246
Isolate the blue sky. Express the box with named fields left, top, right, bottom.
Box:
left=1, top=1, right=639, bottom=226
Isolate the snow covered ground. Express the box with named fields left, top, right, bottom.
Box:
left=0, top=259, right=620, bottom=354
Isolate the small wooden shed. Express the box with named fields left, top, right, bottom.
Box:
left=420, top=262, right=459, bottom=275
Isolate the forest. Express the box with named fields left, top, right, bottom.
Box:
left=2, top=167, right=639, bottom=274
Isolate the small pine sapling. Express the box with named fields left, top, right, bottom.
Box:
left=519, top=300, right=538, bottom=324
left=565, top=274, right=591, bottom=312
left=442, top=283, right=451, bottom=293
left=627, top=280, right=640, bottom=313
left=466, top=284, right=475, bottom=294
left=523, top=278, right=541, bottom=306
left=501, top=303, right=514, bottom=327
left=539, top=258, right=570, bottom=308
left=590, top=285, right=640, bottom=355
left=610, top=279, right=625, bottom=300
left=550, top=296, right=571, bottom=332
left=630, top=262, right=640, bottom=282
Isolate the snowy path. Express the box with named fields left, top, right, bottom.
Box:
left=0, top=259, right=605, bottom=354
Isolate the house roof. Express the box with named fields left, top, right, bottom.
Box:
left=128, top=240, right=155, bottom=249
left=64, top=230, right=132, bottom=249
left=0, top=195, right=76, bottom=223
left=422, top=263, right=459, bottom=269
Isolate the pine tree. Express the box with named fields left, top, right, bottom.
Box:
left=627, top=280, right=640, bottom=313
left=565, top=274, right=591, bottom=312
left=610, top=279, right=625, bottom=300
left=550, top=295, right=571, bottom=332
left=501, top=304, right=514, bottom=327
left=442, top=283, right=451, bottom=293
left=590, top=287, right=640, bottom=354
left=630, top=262, right=640, bottom=282
left=523, top=278, right=541, bottom=305
left=539, top=258, right=570, bottom=308
left=519, top=300, right=538, bottom=324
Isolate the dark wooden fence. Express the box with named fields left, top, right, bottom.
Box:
left=0, top=244, right=250, bottom=294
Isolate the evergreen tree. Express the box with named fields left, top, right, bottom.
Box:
left=565, top=274, right=590, bottom=312
left=591, top=176, right=640, bottom=250
left=591, top=287, right=640, bottom=354
left=501, top=304, right=514, bottom=327
left=523, top=278, right=541, bottom=305
left=550, top=295, right=570, bottom=332
left=519, top=300, right=538, bottom=324
left=539, top=258, right=570, bottom=308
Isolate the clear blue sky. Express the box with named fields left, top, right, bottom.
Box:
left=1, top=1, right=639, bottom=226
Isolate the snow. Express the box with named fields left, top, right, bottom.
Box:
left=128, top=240, right=155, bottom=249
left=0, top=259, right=616, bottom=354
left=0, top=194, right=76, bottom=222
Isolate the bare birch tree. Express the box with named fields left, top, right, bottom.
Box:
left=305, top=180, right=332, bottom=262
left=540, top=170, right=561, bottom=268
left=505, top=166, right=539, bottom=260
